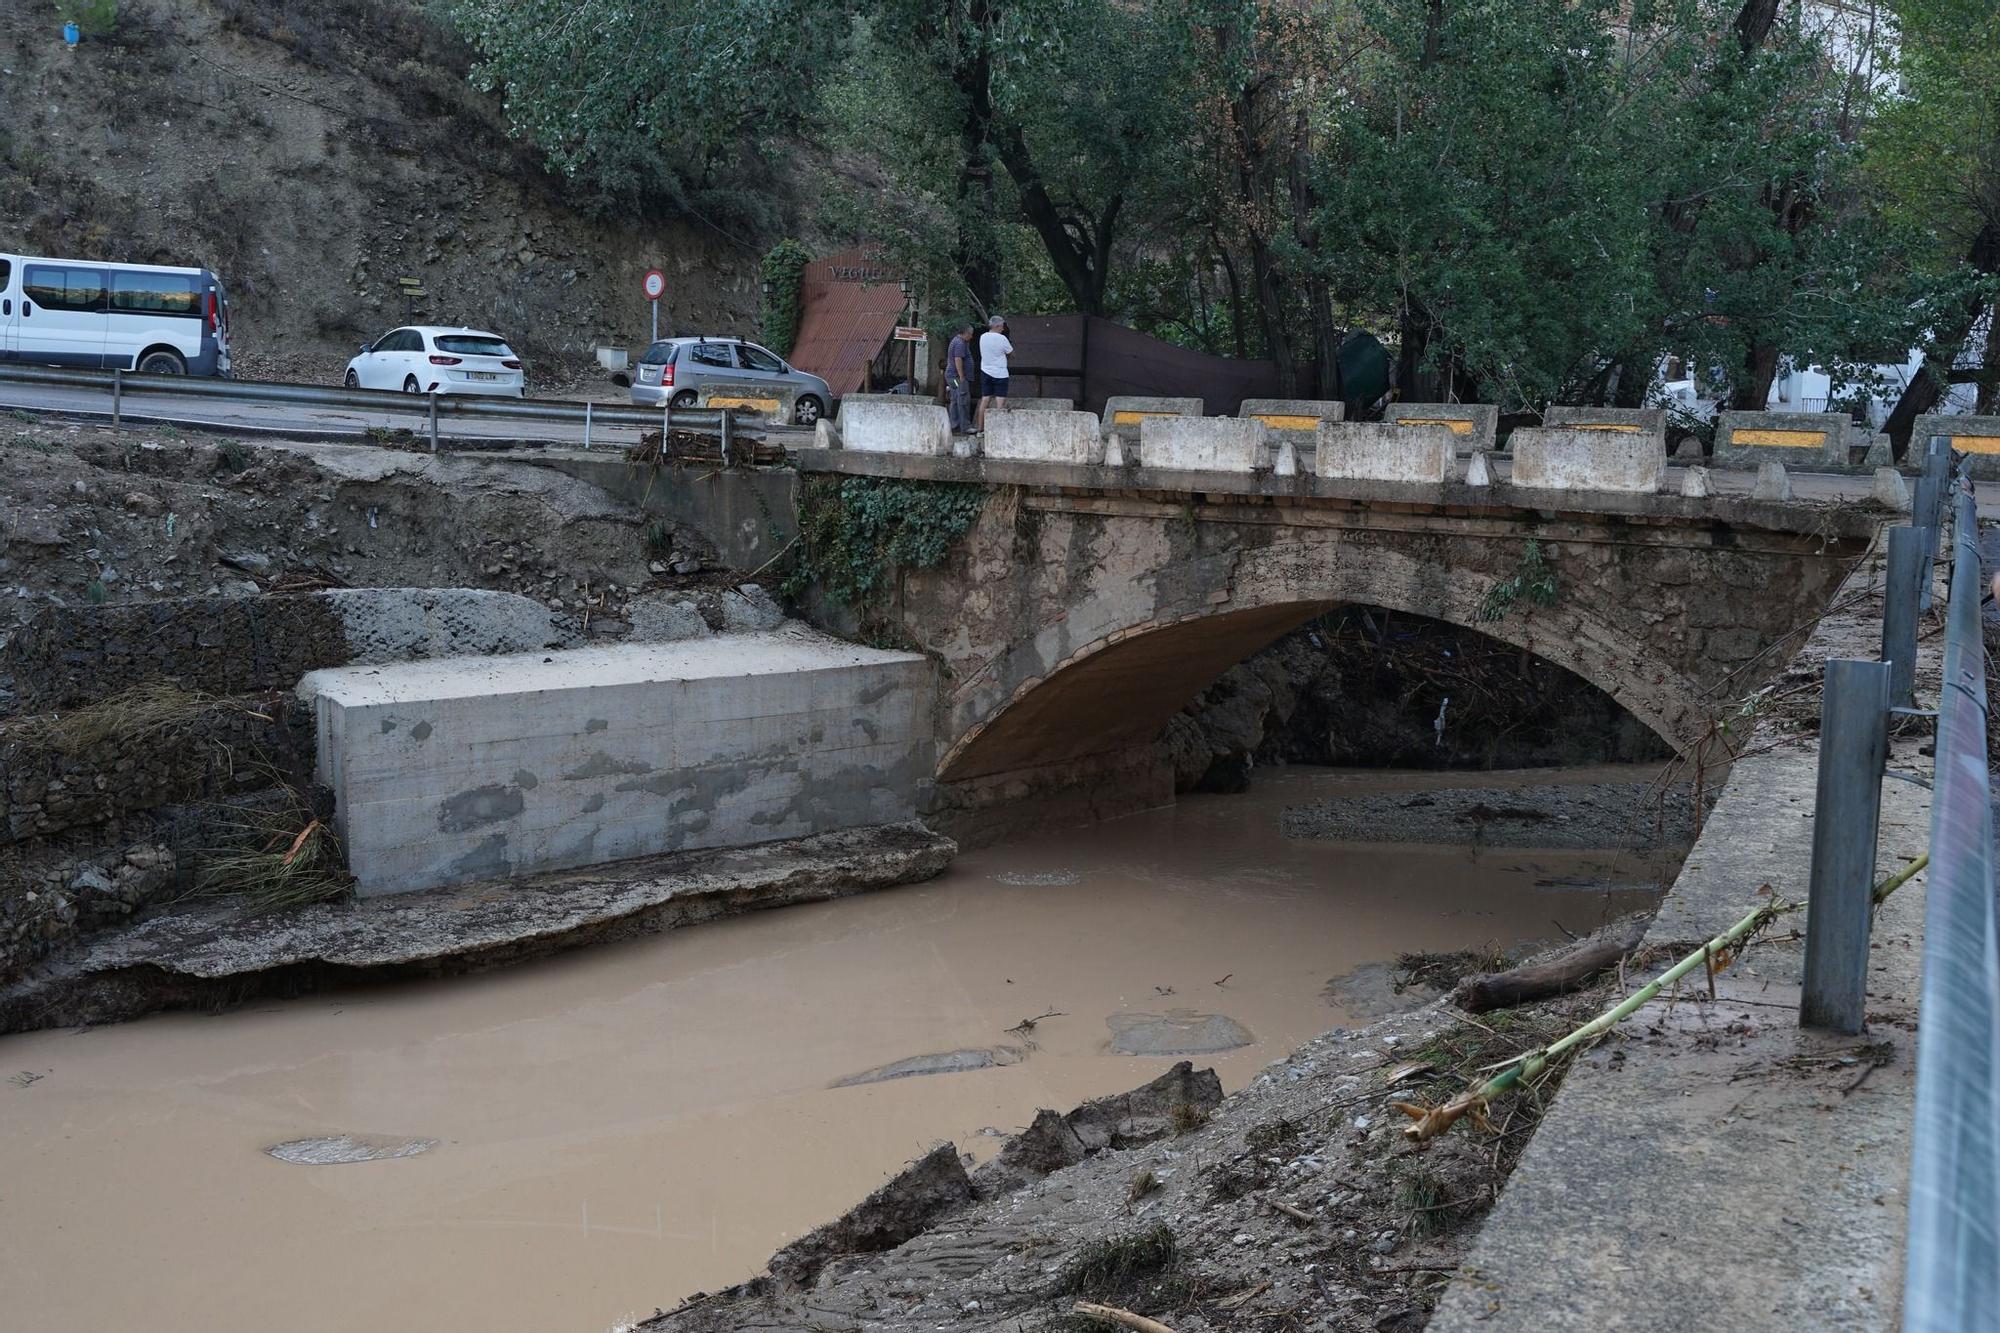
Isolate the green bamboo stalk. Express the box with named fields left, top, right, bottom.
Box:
left=1403, top=854, right=1928, bottom=1142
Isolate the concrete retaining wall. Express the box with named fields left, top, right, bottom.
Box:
left=1510, top=427, right=1665, bottom=493
left=983, top=411, right=1106, bottom=466
left=305, top=634, right=934, bottom=896
left=1314, top=421, right=1454, bottom=483
left=1137, top=417, right=1267, bottom=473
left=1384, top=403, right=1497, bottom=451
left=1712, top=410, right=1849, bottom=470
left=836, top=401, right=954, bottom=457
left=1914, top=412, right=2000, bottom=478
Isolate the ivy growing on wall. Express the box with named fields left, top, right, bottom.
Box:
left=759, top=239, right=813, bottom=358
left=1479, top=540, right=1559, bottom=622
left=783, top=476, right=986, bottom=618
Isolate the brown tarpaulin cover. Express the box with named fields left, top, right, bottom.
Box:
left=1002, top=314, right=1289, bottom=416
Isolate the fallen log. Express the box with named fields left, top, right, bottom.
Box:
left=1450, top=918, right=1647, bottom=1013
left=1072, top=1302, right=1177, bottom=1333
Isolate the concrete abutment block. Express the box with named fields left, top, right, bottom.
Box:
left=1313, top=421, right=1455, bottom=484
left=1509, top=427, right=1665, bottom=493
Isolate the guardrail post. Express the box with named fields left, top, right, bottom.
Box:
left=1800, top=657, right=1892, bottom=1034
left=111, top=368, right=122, bottom=430
left=427, top=392, right=439, bottom=453
left=1882, top=525, right=1924, bottom=708
left=583, top=401, right=593, bottom=450
left=720, top=407, right=735, bottom=467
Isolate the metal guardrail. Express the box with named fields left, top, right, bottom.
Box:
left=0, top=363, right=777, bottom=448
left=1902, top=454, right=2000, bottom=1332
left=1798, top=434, right=1999, bottom=1328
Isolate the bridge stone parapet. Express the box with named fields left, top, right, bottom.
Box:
left=1313, top=421, right=1455, bottom=483
left=1136, top=415, right=1269, bottom=473
left=1384, top=402, right=1498, bottom=451
left=1713, top=409, right=1851, bottom=470
left=1511, top=426, right=1666, bottom=493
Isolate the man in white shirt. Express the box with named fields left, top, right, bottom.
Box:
left=976, top=315, right=1013, bottom=433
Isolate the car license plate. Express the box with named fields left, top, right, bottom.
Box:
left=469, top=371, right=499, bottom=381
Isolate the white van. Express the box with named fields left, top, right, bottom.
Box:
left=0, top=253, right=232, bottom=376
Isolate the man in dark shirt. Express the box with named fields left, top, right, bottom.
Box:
left=945, top=323, right=975, bottom=434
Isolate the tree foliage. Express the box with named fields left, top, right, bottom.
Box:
left=447, top=0, right=1990, bottom=415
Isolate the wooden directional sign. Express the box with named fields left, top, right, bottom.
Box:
left=892, top=325, right=926, bottom=342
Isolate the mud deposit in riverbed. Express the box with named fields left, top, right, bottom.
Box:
left=0, top=766, right=1673, bottom=1333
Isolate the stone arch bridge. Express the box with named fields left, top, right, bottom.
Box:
left=794, top=452, right=1879, bottom=836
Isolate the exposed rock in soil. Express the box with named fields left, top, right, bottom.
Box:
left=1164, top=610, right=1674, bottom=793
left=767, top=1144, right=975, bottom=1293
left=830, top=1048, right=1023, bottom=1088
left=266, top=1135, right=439, bottom=1165
left=1283, top=780, right=1704, bottom=850
left=1107, top=1010, right=1255, bottom=1056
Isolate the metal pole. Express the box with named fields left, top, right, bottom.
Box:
left=720, top=406, right=735, bottom=467
left=427, top=392, right=439, bottom=453
left=1882, top=525, right=1923, bottom=708
left=650, top=298, right=657, bottom=346
left=112, top=367, right=122, bottom=429
left=1799, top=657, right=1892, bottom=1034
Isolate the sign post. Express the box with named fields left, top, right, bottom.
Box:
left=893, top=325, right=924, bottom=394
left=642, top=268, right=666, bottom=344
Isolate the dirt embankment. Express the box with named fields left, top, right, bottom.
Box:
left=1, top=0, right=763, bottom=382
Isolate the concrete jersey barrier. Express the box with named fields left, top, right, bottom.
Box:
left=836, top=399, right=954, bottom=457
left=695, top=379, right=798, bottom=419
left=1712, top=410, right=1851, bottom=470
left=1137, top=416, right=1267, bottom=473
left=1510, top=426, right=1665, bottom=494
left=1543, top=405, right=1667, bottom=453
left=1384, top=403, right=1498, bottom=452
left=1240, top=398, right=1345, bottom=437
left=1103, top=396, right=1203, bottom=439
left=1314, top=421, right=1454, bottom=483
left=983, top=410, right=1106, bottom=465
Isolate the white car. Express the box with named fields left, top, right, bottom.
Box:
left=343, top=325, right=525, bottom=396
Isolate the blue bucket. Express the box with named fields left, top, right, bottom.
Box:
left=63, top=21, right=81, bottom=46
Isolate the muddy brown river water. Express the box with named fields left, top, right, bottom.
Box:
left=0, top=766, right=1676, bottom=1332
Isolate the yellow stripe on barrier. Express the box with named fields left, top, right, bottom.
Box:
left=1395, top=417, right=1475, bottom=436
left=1112, top=410, right=1184, bottom=426
left=1567, top=422, right=1644, bottom=433
left=705, top=396, right=781, bottom=414
left=1732, top=428, right=1825, bottom=448
left=1951, top=434, right=2000, bottom=456
left=1250, top=414, right=1325, bottom=431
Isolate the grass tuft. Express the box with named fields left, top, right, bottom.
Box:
left=9, top=683, right=216, bottom=755
left=188, top=794, right=351, bottom=911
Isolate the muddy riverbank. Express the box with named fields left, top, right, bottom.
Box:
left=0, top=766, right=1674, bottom=1333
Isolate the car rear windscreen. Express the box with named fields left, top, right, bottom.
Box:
left=434, top=335, right=513, bottom=357
left=639, top=342, right=676, bottom=365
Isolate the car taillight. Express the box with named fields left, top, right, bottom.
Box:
left=204, top=293, right=219, bottom=332
left=429, top=354, right=462, bottom=365
left=660, top=364, right=675, bottom=387
left=502, top=358, right=521, bottom=369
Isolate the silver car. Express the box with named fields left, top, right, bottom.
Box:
left=629, top=336, right=832, bottom=425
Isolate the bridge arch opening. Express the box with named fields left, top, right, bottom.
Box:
left=937, top=597, right=1689, bottom=791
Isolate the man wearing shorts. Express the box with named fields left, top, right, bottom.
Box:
left=977, top=315, right=1013, bottom=433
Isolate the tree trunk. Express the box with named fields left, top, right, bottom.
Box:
left=1731, top=340, right=1781, bottom=411
left=952, top=0, right=1001, bottom=313
left=993, top=121, right=1119, bottom=315
left=1884, top=220, right=2000, bottom=455
left=1214, top=241, right=1249, bottom=360
left=1981, top=299, right=2000, bottom=416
